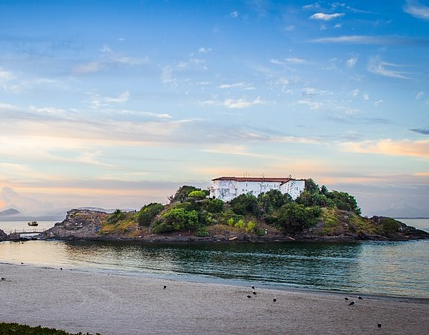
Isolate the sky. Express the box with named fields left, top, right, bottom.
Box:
left=0, top=0, right=428, bottom=217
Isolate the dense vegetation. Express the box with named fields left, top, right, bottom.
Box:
left=101, top=179, right=395, bottom=238
left=0, top=322, right=99, bottom=334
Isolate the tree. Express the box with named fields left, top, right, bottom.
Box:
left=169, top=185, right=200, bottom=203
left=327, top=191, right=361, bottom=215
left=230, top=193, right=259, bottom=216
left=274, top=202, right=321, bottom=234
left=136, top=203, right=164, bottom=227
left=257, top=189, right=292, bottom=215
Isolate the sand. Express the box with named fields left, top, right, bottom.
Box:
left=0, top=263, right=428, bottom=335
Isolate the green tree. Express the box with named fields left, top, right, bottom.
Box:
left=257, top=189, right=292, bottom=215
left=274, top=202, right=321, bottom=234
left=169, top=185, right=200, bottom=203
left=230, top=193, right=259, bottom=216
left=327, top=191, right=361, bottom=215
left=136, top=203, right=164, bottom=227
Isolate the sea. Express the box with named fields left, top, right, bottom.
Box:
left=0, top=218, right=428, bottom=299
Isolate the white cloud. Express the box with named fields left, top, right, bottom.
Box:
left=285, top=57, right=308, bottom=64
left=346, top=57, right=358, bottom=67
left=310, top=35, right=399, bottom=44
left=374, top=99, right=384, bottom=106
left=404, top=0, right=429, bottom=20
left=310, top=13, right=344, bottom=21
left=415, top=91, right=424, bottom=100
left=105, top=91, right=130, bottom=104
left=367, top=56, right=409, bottom=79
left=230, top=11, right=238, bottom=18
left=202, top=97, right=265, bottom=109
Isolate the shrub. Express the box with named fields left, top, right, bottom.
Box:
left=136, top=203, right=164, bottom=227
left=381, top=218, right=401, bottom=235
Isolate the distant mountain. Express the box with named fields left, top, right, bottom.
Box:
left=0, top=208, right=21, bottom=216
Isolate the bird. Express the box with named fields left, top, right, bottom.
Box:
left=252, top=290, right=257, bottom=295
left=348, top=301, right=355, bottom=306
left=251, top=285, right=255, bottom=290
left=377, top=323, right=382, bottom=328
left=273, top=297, right=277, bottom=302
left=358, top=296, right=363, bottom=300
left=344, top=297, right=349, bottom=300
left=163, top=285, right=167, bottom=289
left=1, top=277, right=5, bottom=281
left=247, top=295, right=251, bottom=298
left=60, top=268, right=63, bottom=271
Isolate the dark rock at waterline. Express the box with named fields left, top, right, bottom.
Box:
left=0, top=229, right=7, bottom=241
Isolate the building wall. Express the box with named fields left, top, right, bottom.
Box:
left=210, top=179, right=305, bottom=202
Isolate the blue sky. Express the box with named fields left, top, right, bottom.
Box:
left=0, top=0, right=428, bottom=217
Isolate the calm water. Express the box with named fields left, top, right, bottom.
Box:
left=0, top=219, right=428, bottom=299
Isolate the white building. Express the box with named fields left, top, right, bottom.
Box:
left=209, top=177, right=306, bottom=202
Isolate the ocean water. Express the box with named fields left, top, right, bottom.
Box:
left=0, top=219, right=428, bottom=299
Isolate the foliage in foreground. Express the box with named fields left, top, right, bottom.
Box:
left=0, top=322, right=100, bottom=335
left=102, top=178, right=371, bottom=237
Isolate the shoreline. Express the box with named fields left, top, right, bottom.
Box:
left=1, top=262, right=428, bottom=334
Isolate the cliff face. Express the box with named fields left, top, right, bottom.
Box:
left=43, top=208, right=429, bottom=242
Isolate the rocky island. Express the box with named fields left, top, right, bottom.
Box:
left=36, top=180, right=428, bottom=243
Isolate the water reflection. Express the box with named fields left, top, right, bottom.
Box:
left=0, top=239, right=428, bottom=298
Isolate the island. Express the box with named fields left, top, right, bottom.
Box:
left=36, top=179, right=428, bottom=243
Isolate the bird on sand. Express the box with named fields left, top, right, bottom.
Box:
left=163, top=285, right=167, bottom=289
left=377, top=323, right=382, bottom=328
left=247, top=295, right=251, bottom=298
left=273, top=297, right=276, bottom=302
left=344, top=297, right=349, bottom=300
left=348, top=301, right=355, bottom=306
left=358, top=296, right=363, bottom=300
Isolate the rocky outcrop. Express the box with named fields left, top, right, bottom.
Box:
left=0, top=229, right=7, bottom=241
left=43, top=209, right=108, bottom=240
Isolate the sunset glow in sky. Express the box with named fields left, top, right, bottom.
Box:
left=1, top=0, right=428, bottom=217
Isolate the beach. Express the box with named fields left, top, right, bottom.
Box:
left=0, top=263, right=428, bottom=335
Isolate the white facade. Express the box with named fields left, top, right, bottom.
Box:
left=209, top=177, right=305, bottom=202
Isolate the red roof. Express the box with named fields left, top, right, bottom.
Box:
left=212, top=177, right=294, bottom=183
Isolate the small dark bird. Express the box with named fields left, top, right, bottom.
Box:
left=358, top=296, right=363, bottom=300
left=348, top=301, right=355, bottom=306
left=378, top=323, right=382, bottom=328
left=345, top=297, right=349, bottom=300
left=247, top=295, right=251, bottom=298
left=253, top=290, right=256, bottom=295
left=163, top=285, right=167, bottom=289
left=60, top=268, right=63, bottom=271
left=1, top=277, right=5, bottom=281
left=21, top=262, right=24, bottom=265
left=273, top=297, right=276, bottom=302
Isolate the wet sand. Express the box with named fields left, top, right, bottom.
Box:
left=0, top=262, right=428, bottom=335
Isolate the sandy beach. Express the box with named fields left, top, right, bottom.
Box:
left=0, top=263, right=428, bottom=335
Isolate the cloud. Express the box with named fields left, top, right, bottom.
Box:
left=230, top=11, right=238, bottom=18
left=404, top=0, right=429, bottom=20
left=202, top=97, right=264, bottom=109
left=340, top=139, right=429, bottom=158
left=309, top=35, right=428, bottom=45
left=367, top=56, right=409, bottom=79
left=105, top=91, right=130, bottom=104
left=410, top=128, right=429, bottom=135
left=310, top=13, right=344, bottom=21
left=72, top=53, right=148, bottom=75
left=346, top=57, right=358, bottom=67
left=285, top=57, right=308, bottom=64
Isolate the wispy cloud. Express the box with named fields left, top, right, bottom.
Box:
left=367, top=56, right=409, bottom=79
left=310, top=13, right=344, bottom=21
left=309, top=35, right=429, bottom=45
left=340, top=139, right=429, bottom=157
left=72, top=52, right=148, bottom=75
left=410, top=128, right=429, bottom=135
left=404, top=0, right=429, bottom=20
left=202, top=97, right=265, bottom=109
